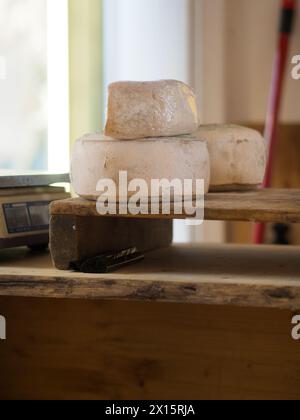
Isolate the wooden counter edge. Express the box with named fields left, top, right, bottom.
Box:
left=0, top=271, right=300, bottom=311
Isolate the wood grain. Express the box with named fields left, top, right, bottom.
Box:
left=50, top=189, right=300, bottom=224
left=0, top=298, right=299, bottom=400
left=1, top=244, right=300, bottom=310
left=50, top=215, right=173, bottom=270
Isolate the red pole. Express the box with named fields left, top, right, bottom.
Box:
left=253, top=0, right=297, bottom=244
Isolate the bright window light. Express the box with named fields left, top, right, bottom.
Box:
left=47, top=0, right=70, bottom=173
left=0, top=0, right=69, bottom=173
left=0, top=0, right=48, bottom=171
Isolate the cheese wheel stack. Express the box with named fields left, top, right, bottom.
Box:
left=72, top=80, right=211, bottom=200
left=71, top=80, right=267, bottom=200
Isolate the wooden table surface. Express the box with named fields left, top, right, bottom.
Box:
left=0, top=244, right=300, bottom=310
left=1, top=244, right=300, bottom=400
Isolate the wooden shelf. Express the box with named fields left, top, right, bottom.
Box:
left=51, top=189, right=300, bottom=223
left=0, top=244, right=300, bottom=310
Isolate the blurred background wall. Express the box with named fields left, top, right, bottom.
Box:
left=202, top=0, right=300, bottom=244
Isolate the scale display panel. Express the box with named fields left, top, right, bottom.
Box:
left=3, top=201, right=50, bottom=234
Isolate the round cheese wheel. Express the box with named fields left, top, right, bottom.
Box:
left=195, top=125, right=267, bottom=191
left=71, top=134, right=210, bottom=201
left=105, top=80, right=199, bottom=140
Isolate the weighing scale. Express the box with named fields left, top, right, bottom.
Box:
left=0, top=171, right=70, bottom=250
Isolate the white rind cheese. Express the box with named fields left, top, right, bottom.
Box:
left=105, top=80, right=199, bottom=140
left=71, top=133, right=210, bottom=201
left=195, top=124, right=267, bottom=191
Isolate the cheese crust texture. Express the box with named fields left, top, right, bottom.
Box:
left=71, top=134, right=210, bottom=201
left=195, top=125, right=267, bottom=191
left=105, top=80, right=199, bottom=140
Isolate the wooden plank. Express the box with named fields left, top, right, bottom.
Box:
left=50, top=189, right=300, bottom=224
left=50, top=215, right=173, bottom=270
left=205, top=189, right=300, bottom=223
left=0, top=298, right=300, bottom=400
left=0, top=244, right=300, bottom=310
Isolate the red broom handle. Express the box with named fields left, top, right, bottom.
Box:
left=253, top=0, right=296, bottom=244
